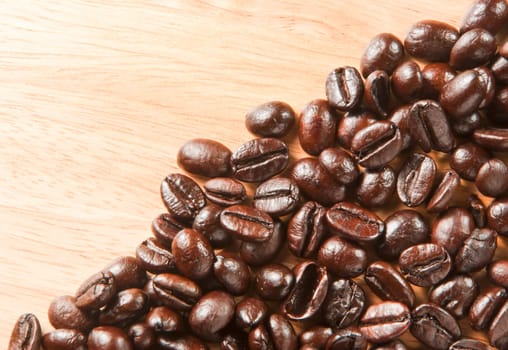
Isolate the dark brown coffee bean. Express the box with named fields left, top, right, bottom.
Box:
left=350, top=121, right=403, bottom=169
left=455, top=228, right=497, bottom=273
left=371, top=340, right=407, bottom=350
left=475, top=66, right=496, bottom=108
left=388, top=105, right=412, bottom=150
left=357, top=166, right=396, bottom=208
left=151, top=213, right=186, bottom=248
left=364, top=261, right=416, bottom=308
left=489, top=86, right=508, bottom=125
left=322, top=279, right=366, bottom=329
left=75, top=271, right=117, bottom=311
left=450, top=339, right=493, bottom=350
left=399, top=243, right=451, bottom=287
left=157, top=333, right=208, bottom=350
left=421, top=63, right=457, bottom=99
left=290, top=158, right=346, bottom=206
left=431, top=207, right=475, bottom=256
left=177, top=138, right=231, bottom=177
left=259, top=314, right=298, bottom=350
left=404, top=20, right=459, bottom=62
left=235, top=297, right=268, bottom=332
left=326, top=202, right=384, bottom=242
left=255, top=263, right=294, bottom=301
left=450, top=29, right=496, bottom=70
left=440, top=70, right=485, bottom=119
left=42, top=329, right=87, bottom=350
left=231, top=138, right=289, bottom=182
left=468, top=194, right=487, bottom=228
left=364, top=70, right=391, bottom=117
left=103, top=256, right=147, bottom=291
left=474, top=128, right=508, bottom=151
left=283, top=260, right=328, bottom=321
left=172, top=228, right=214, bottom=280
left=489, top=300, right=508, bottom=349
left=476, top=159, right=508, bottom=197
left=152, top=273, right=202, bottom=311
left=426, top=169, right=460, bottom=213
left=8, top=313, right=41, bottom=350
left=161, top=173, right=206, bottom=221
left=489, top=260, right=508, bottom=288
left=220, top=330, right=248, bottom=350
left=88, top=326, right=133, bottom=350
left=287, top=201, right=327, bottom=258
left=429, top=275, right=479, bottom=319
left=360, top=33, right=404, bottom=78
left=325, top=328, right=368, bottom=350
left=245, top=101, right=295, bottom=138
left=337, top=109, right=377, bottom=149
left=240, top=220, right=285, bottom=266
left=359, top=302, right=410, bottom=344
left=128, top=323, right=155, bottom=350
left=203, top=178, right=246, bottom=207
left=326, top=67, right=364, bottom=112
left=460, top=0, right=508, bottom=34
left=410, top=304, right=461, bottom=350
left=469, top=286, right=507, bottom=330
left=193, top=204, right=231, bottom=249
left=253, top=177, right=299, bottom=217
left=488, top=197, right=508, bottom=235
left=145, top=306, right=183, bottom=333
left=220, top=204, right=274, bottom=242
left=319, top=147, right=360, bottom=185
left=450, top=142, right=490, bottom=181
left=391, top=61, right=424, bottom=103
left=408, top=100, right=454, bottom=153
left=99, top=288, right=149, bottom=328
left=318, top=236, right=367, bottom=278
left=299, top=99, right=339, bottom=156
left=397, top=153, right=436, bottom=207
left=452, top=111, right=483, bottom=136
left=136, top=237, right=175, bottom=274
left=491, top=55, right=508, bottom=84
left=300, top=326, right=333, bottom=350
left=48, top=295, right=97, bottom=332
left=213, top=253, right=251, bottom=296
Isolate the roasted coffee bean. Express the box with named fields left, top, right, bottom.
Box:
left=410, top=304, right=461, bottom=350
left=255, top=263, right=294, bottom=301
left=220, top=330, right=248, bottom=350
left=489, top=86, right=508, bottom=124
left=325, top=328, right=368, bottom=350
left=476, top=159, right=508, bottom=197
left=136, top=238, right=175, bottom=274
left=161, top=173, right=206, bottom=221
left=391, top=61, right=424, bottom=103
left=99, top=288, right=149, bottom=327
left=172, top=228, right=214, bottom=280
left=426, top=169, right=460, bottom=213
left=475, top=66, right=496, bottom=108
left=408, top=100, right=454, bottom=153
left=300, top=326, right=333, bottom=349
left=460, top=0, right=508, bottom=34
left=399, top=243, right=451, bottom=287
left=357, top=166, right=396, bottom=208
left=319, top=147, right=360, bottom=185
left=337, top=109, right=377, bottom=149
left=75, top=271, right=116, bottom=311
left=450, top=338, right=493, bottom=350
left=455, top=228, right=497, bottom=273
left=469, top=286, right=508, bottom=330
left=350, top=121, right=403, bottom=169
left=128, top=323, right=155, bottom=350
left=42, top=329, right=87, bottom=350
left=213, top=254, right=251, bottom=296
left=371, top=340, right=407, bottom=350
left=388, top=105, right=412, bottom=150
left=248, top=314, right=297, bottom=350
left=431, top=207, right=475, bottom=256
left=203, top=178, right=246, bottom=207
left=489, top=260, right=508, bottom=288
left=193, top=204, right=231, bottom=249
left=326, top=202, right=384, bottom=242
left=157, top=333, right=208, bottom=350
left=177, top=138, right=231, bottom=177
left=151, top=213, right=186, bottom=248
left=299, top=99, right=339, bottom=155
left=152, top=273, right=202, bottom=311
left=468, top=194, right=487, bottom=228
left=450, top=29, right=496, bottom=70
left=231, top=138, right=289, bottom=182
left=240, top=220, right=285, bottom=266
left=404, top=20, right=459, bottom=62
left=318, top=236, right=367, bottom=278
left=235, top=297, right=268, bottom=331
left=450, top=142, right=491, bottom=181
left=440, top=70, right=485, bottom=119
left=360, top=33, right=404, bottom=78
left=488, top=197, right=508, bottom=235
left=88, top=326, right=133, bottom=350
left=287, top=201, right=327, bottom=258
left=326, top=67, right=364, bottom=112
left=364, top=70, right=391, bottom=117
left=364, top=261, right=415, bottom=307
left=220, top=204, right=274, bottom=242
left=48, top=295, right=97, bottom=332
left=474, top=128, right=508, bottom=152
left=245, top=101, right=295, bottom=138
left=421, top=62, right=456, bottom=99
left=103, top=256, right=147, bottom=291
left=322, top=279, right=366, bottom=329
left=489, top=300, right=508, bottom=349
left=290, top=158, right=346, bottom=206
left=8, top=313, right=41, bottom=350
left=429, top=275, right=479, bottom=319
left=283, top=260, right=328, bottom=320
left=452, top=111, right=483, bottom=136
left=145, top=306, right=182, bottom=333
left=253, top=177, right=299, bottom=217
left=359, top=302, right=410, bottom=344
left=397, top=153, right=436, bottom=207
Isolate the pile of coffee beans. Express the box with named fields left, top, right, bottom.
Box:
left=9, top=0, right=508, bottom=349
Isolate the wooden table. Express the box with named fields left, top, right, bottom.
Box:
left=0, top=0, right=491, bottom=347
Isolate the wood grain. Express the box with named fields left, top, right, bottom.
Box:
left=0, top=0, right=492, bottom=347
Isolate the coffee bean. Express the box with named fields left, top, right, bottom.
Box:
left=468, top=194, right=487, bottom=228
left=410, top=304, right=461, bottom=350
left=172, top=228, right=214, bottom=280
left=75, top=271, right=117, bottom=311
left=489, top=300, right=508, bottom=349
left=440, top=70, right=485, bottom=119
left=371, top=340, right=408, bottom=350
left=88, top=326, right=133, bottom=350
left=99, top=288, right=149, bottom=328
left=325, top=328, right=368, bottom=350
left=152, top=273, right=202, bottom=311
left=360, top=33, right=404, bottom=78
left=491, top=55, right=508, bottom=84
left=469, top=286, right=508, bottom=330
left=397, top=152, right=436, bottom=207
left=391, top=61, right=424, bottom=103
left=357, top=166, right=396, bottom=208
left=203, top=177, right=246, bottom=207
left=476, top=159, right=508, bottom=197
left=245, top=101, right=295, bottom=138
left=399, top=243, right=451, bottom=287
left=220, top=330, right=248, bottom=350
left=128, top=323, right=155, bottom=350
left=220, top=204, right=274, bottom=242
left=42, top=329, right=87, bottom=350
left=248, top=314, right=297, bottom=350
left=287, top=201, right=327, bottom=258
left=450, top=142, right=490, bottom=181
left=319, top=147, right=360, bottom=185
left=48, top=295, right=97, bottom=332
left=455, top=228, right=497, bottom=273
left=487, top=197, right=508, bottom=235
left=404, top=20, right=459, bottom=62
left=161, top=173, right=206, bottom=221
left=235, top=297, right=268, bottom=331
left=421, top=62, right=456, bottom=99
left=426, top=169, right=460, bottom=213
left=151, top=213, right=186, bottom=248
left=388, top=105, right=412, bottom=150
left=254, top=263, right=294, bottom=301
left=326, top=202, right=384, bottom=242
left=253, top=177, right=300, bottom=217
left=431, top=207, right=475, bottom=256
left=364, top=70, right=391, bottom=117
left=239, top=220, right=285, bottom=266
left=337, top=109, right=377, bottom=149
left=299, top=99, right=339, bottom=155
left=489, top=86, right=508, bottom=124
left=213, top=253, right=251, bottom=296
left=8, top=313, right=41, bottom=350
left=193, top=204, right=231, bottom=249
left=326, top=67, right=364, bottom=112
left=157, top=333, right=208, bottom=350
left=103, top=256, right=147, bottom=291
left=177, top=138, right=232, bottom=177
left=450, top=338, right=493, bottom=350
left=460, top=0, right=508, bottom=34
left=300, top=326, right=333, bottom=350
left=474, top=128, right=508, bottom=151
left=318, top=236, right=367, bottom=278
left=450, top=29, right=496, bottom=70
left=452, top=111, right=483, bottom=136
left=359, top=301, right=410, bottom=344
left=475, top=66, right=496, bottom=108
left=489, top=260, right=508, bottom=288
left=136, top=237, right=175, bottom=274
left=322, top=279, right=366, bottom=329
left=145, top=306, right=183, bottom=333
left=429, top=275, right=479, bottom=319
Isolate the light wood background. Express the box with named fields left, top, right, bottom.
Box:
left=0, top=0, right=495, bottom=348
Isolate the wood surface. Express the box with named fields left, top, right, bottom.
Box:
left=0, top=0, right=496, bottom=348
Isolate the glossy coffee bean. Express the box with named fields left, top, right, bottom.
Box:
left=172, top=228, right=214, bottom=280
left=455, top=228, right=497, bottom=273
left=488, top=197, right=508, bottom=235
left=388, top=105, right=412, bottom=150
left=489, top=86, right=508, bottom=124
left=136, top=237, right=175, bottom=274
left=326, top=67, right=364, bottom=112
left=440, top=70, right=485, bottom=119
left=364, top=261, right=415, bottom=307
left=468, top=194, right=487, bottom=228
left=325, top=328, right=368, bottom=350
left=300, top=326, right=333, bottom=350
left=253, top=177, right=299, bottom=217
left=203, top=177, right=246, bottom=207
left=491, top=55, right=508, bottom=84
left=476, top=159, right=508, bottom=197
left=88, top=326, right=133, bottom=350
left=299, top=99, right=338, bottom=155
left=421, top=62, right=456, bottom=99
left=103, top=256, right=147, bottom=292
left=213, top=254, right=250, bottom=296
left=450, top=338, right=493, bottom=350
left=248, top=314, right=297, bottom=350
left=450, top=142, right=490, bottom=181
left=426, top=169, right=460, bottom=213
left=145, top=306, right=182, bottom=333
left=99, top=288, right=149, bottom=327
left=397, top=153, right=436, bottom=207
left=318, top=236, right=367, bottom=278
left=429, top=275, right=479, bottom=319
left=357, top=166, right=396, bottom=208
left=287, top=201, right=327, bottom=258
left=450, top=29, right=496, bottom=70
left=42, top=329, right=87, bottom=350
left=177, top=138, right=231, bottom=177
left=245, top=101, right=295, bottom=138
left=8, top=313, right=41, bottom=350
left=220, top=330, right=248, bottom=350
left=48, top=295, right=97, bottom=332
left=161, top=173, right=206, bottom=221
left=128, top=323, right=155, bottom=350
left=235, top=297, right=268, bottom=331
left=410, top=304, right=461, bottom=350
left=220, top=204, right=274, bottom=242
left=399, top=243, right=451, bottom=287
left=255, top=263, right=294, bottom=301
left=239, top=220, right=285, bottom=266
left=193, top=204, right=231, bottom=249
left=326, top=202, right=384, bottom=242
left=475, top=66, right=496, bottom=108
left=360, top=33, right=404, bottom=78
left=391, top=61, right=424, bottom=103
left=474, top=128, right=508, bottom=151
left=469, top=286, right=508, bottom=330
left=152, top=273, right=202, bottom=311
left=75, top=271, right=116, bottom=311
left=405, top=20, right=459, bottom=62
left=460, top=0, right=508, bottom=34
left=489, top=260, right=508, bottom=288
left=151, top=213, right=186, bottom=248
left=337, top=109, right=377, bottom=149
left=319, top=147, right=359, bottom=185
left=359, top=302, right=410, bottom=344
left=489, top=300, right=508, bottom=349
left=350, top=121, right=403, bottom=169
left=231, top=138, right=289, bottom=182
left=290, top=158, right=346, bottom=206
left=156, top=333, right=208, bottom=350
left=371, top=340, right=407, bottom=350
left=451, top=111, right=483, bottom=136
left=408, top=100, right=454, bottom=153
left=322, top=279, right=366, bottom=329
left=283, top=260, right=328, bottom=320
left=431, top=207, right=475, bottom=256
left=364, top=70, right=391, bottom=117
